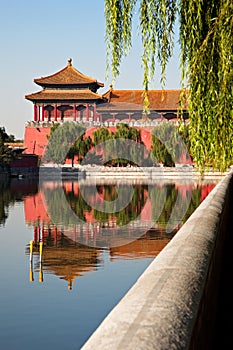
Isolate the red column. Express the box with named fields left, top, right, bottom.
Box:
left=54, top=227, right=58, bottom=246
left=34, top=226, right=39, bottom=243
left=86, top=104, right=89, bottom=121
left=93, top=103, right=97, bottom=121
left=73, top=105, right=76, bottom=121
left=41, top=105, right=45, bottom=122
left=34, top=104, right=37, bottom=121
left=42, top=227, right=45, bottom=243
left=37, top=106, right=40, bottom=122
left=54, top=104, right=57, bottom=121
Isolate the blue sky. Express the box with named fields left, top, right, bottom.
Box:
left=0, top=0, right=181, bottom=139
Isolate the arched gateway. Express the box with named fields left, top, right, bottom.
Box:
left=24, top=59, right=188, bottom=157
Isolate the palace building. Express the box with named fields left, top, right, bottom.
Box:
left=24, top=58, right=188, bottom=157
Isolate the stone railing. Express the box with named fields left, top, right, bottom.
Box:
left=83, top=166, right=229, bottom=181
left=81, top=173, right=233, bottom=350
left=25, top=119, right=180, bottom=129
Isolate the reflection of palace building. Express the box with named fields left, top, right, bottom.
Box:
left=24, top=180, right=215, bottom=288
left=24, top=58, right=188, bottom=157
left=28, top=238, right=101, bottom=290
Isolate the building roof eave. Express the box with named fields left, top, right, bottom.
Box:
left=33, top=58, right=104, bottom=88
left=25, top=89, right=106, bottom=103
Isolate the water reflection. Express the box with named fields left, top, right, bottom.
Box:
left=0, top=178, right=38, bottom=226
left=27, top=237, right=102, bottom=290
left=0, top=177, right=217, bottom=289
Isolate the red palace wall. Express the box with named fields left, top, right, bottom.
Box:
left=24, top=125, right=152, bottom=159
left=86, top=126, right=152, bottom=150
left=24, top=126, right=51, bottom=157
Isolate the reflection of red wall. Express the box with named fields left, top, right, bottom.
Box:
left=201, top=184, right=215, bottom=202
left=24, top=192, right=50, bottom=223
left=139, top=194, right=151, bottom=221
left=175, top=183, right=196, bottom=200
left=9, top=179, right=38, bottom=195
left=24, top=182, right=217, bottom=226
left=175, top=183, right=216, bottom=202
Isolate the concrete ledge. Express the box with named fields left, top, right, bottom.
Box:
left=81, top=173, right=232, bottom=350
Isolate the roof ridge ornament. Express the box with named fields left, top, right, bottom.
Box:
left=68, top=58, right=72, bottom=67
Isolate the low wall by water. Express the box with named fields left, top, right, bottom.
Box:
left=81, top=172, right=233, bottom=350
left=82, top=166, right=229, bottom=181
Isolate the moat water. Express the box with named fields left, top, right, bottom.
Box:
left=0, top=176, right=219, bottom=349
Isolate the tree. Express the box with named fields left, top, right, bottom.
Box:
left=67, top=135, right=93, bottom=166
left=151, top=123, right=191, bottom=166
left=0, top=127, right=17, bottom=167
left=43, top=122, right=87, bottom=164
left=104, top=0, right=233, bottom=171
left=151, top=136, right=174, bottom=167
left=92, top=124, right=151, bottom=166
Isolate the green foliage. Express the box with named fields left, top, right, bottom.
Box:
left=0, top=182, right=10, bottom=226
left=149, top=183, right=203, bottom=231
left=151, top=123, right=191, bottom=166
left=43, top=122, right=87, bottom=165
left=0, top=128, right=17, bottom=166
left=104, top=0, right=233, bottom=171
left=105, top=0, right=137, bottom=81
left=0, top=179, right=33, bottom=226
left=93, top=127, right=114, bottom=146
left=151, top=136, right=174, bottom=166
left=180, top=0, right=233, bottom=171
left=64, top=185, right=92, bottom=222
left=0, top=127, right=9, bottom=142
left=65, top=184, right=148, bottom=227
left=92, top=124, right=151, bottom=166
left=67, top=135, right=93, bottom=166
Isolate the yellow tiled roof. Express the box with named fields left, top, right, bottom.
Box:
left=25, top=89, right=105, bottom=102
left=34, top=58, right=104, bottom=88
left=102, top=89, right=188, bottom=111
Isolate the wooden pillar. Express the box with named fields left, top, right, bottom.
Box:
left=34, top=104, right=37, bottom=121
left=73, top=105, right=76, bottom=121
left=86, top=104, right=89, bottom=121
left=42, top=227, right=45, bottom=243
left=54, top=227, right=57, bottom=246
left=34, top=226, right=39, bottom=243
left=41, top=105, right=45, bottom=122
left=93, top=103, right=97, bottom=121
left=54, top=104, right=57, bottom=121
left=37, top=106, right=40, bottom=122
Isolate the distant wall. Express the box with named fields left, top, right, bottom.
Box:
left=10, top=154, right=39, bottom=168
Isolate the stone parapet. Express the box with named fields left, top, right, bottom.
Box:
left=83, top=166, right=229, bottom=180
left=81, top=173, right=232, bottom=350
